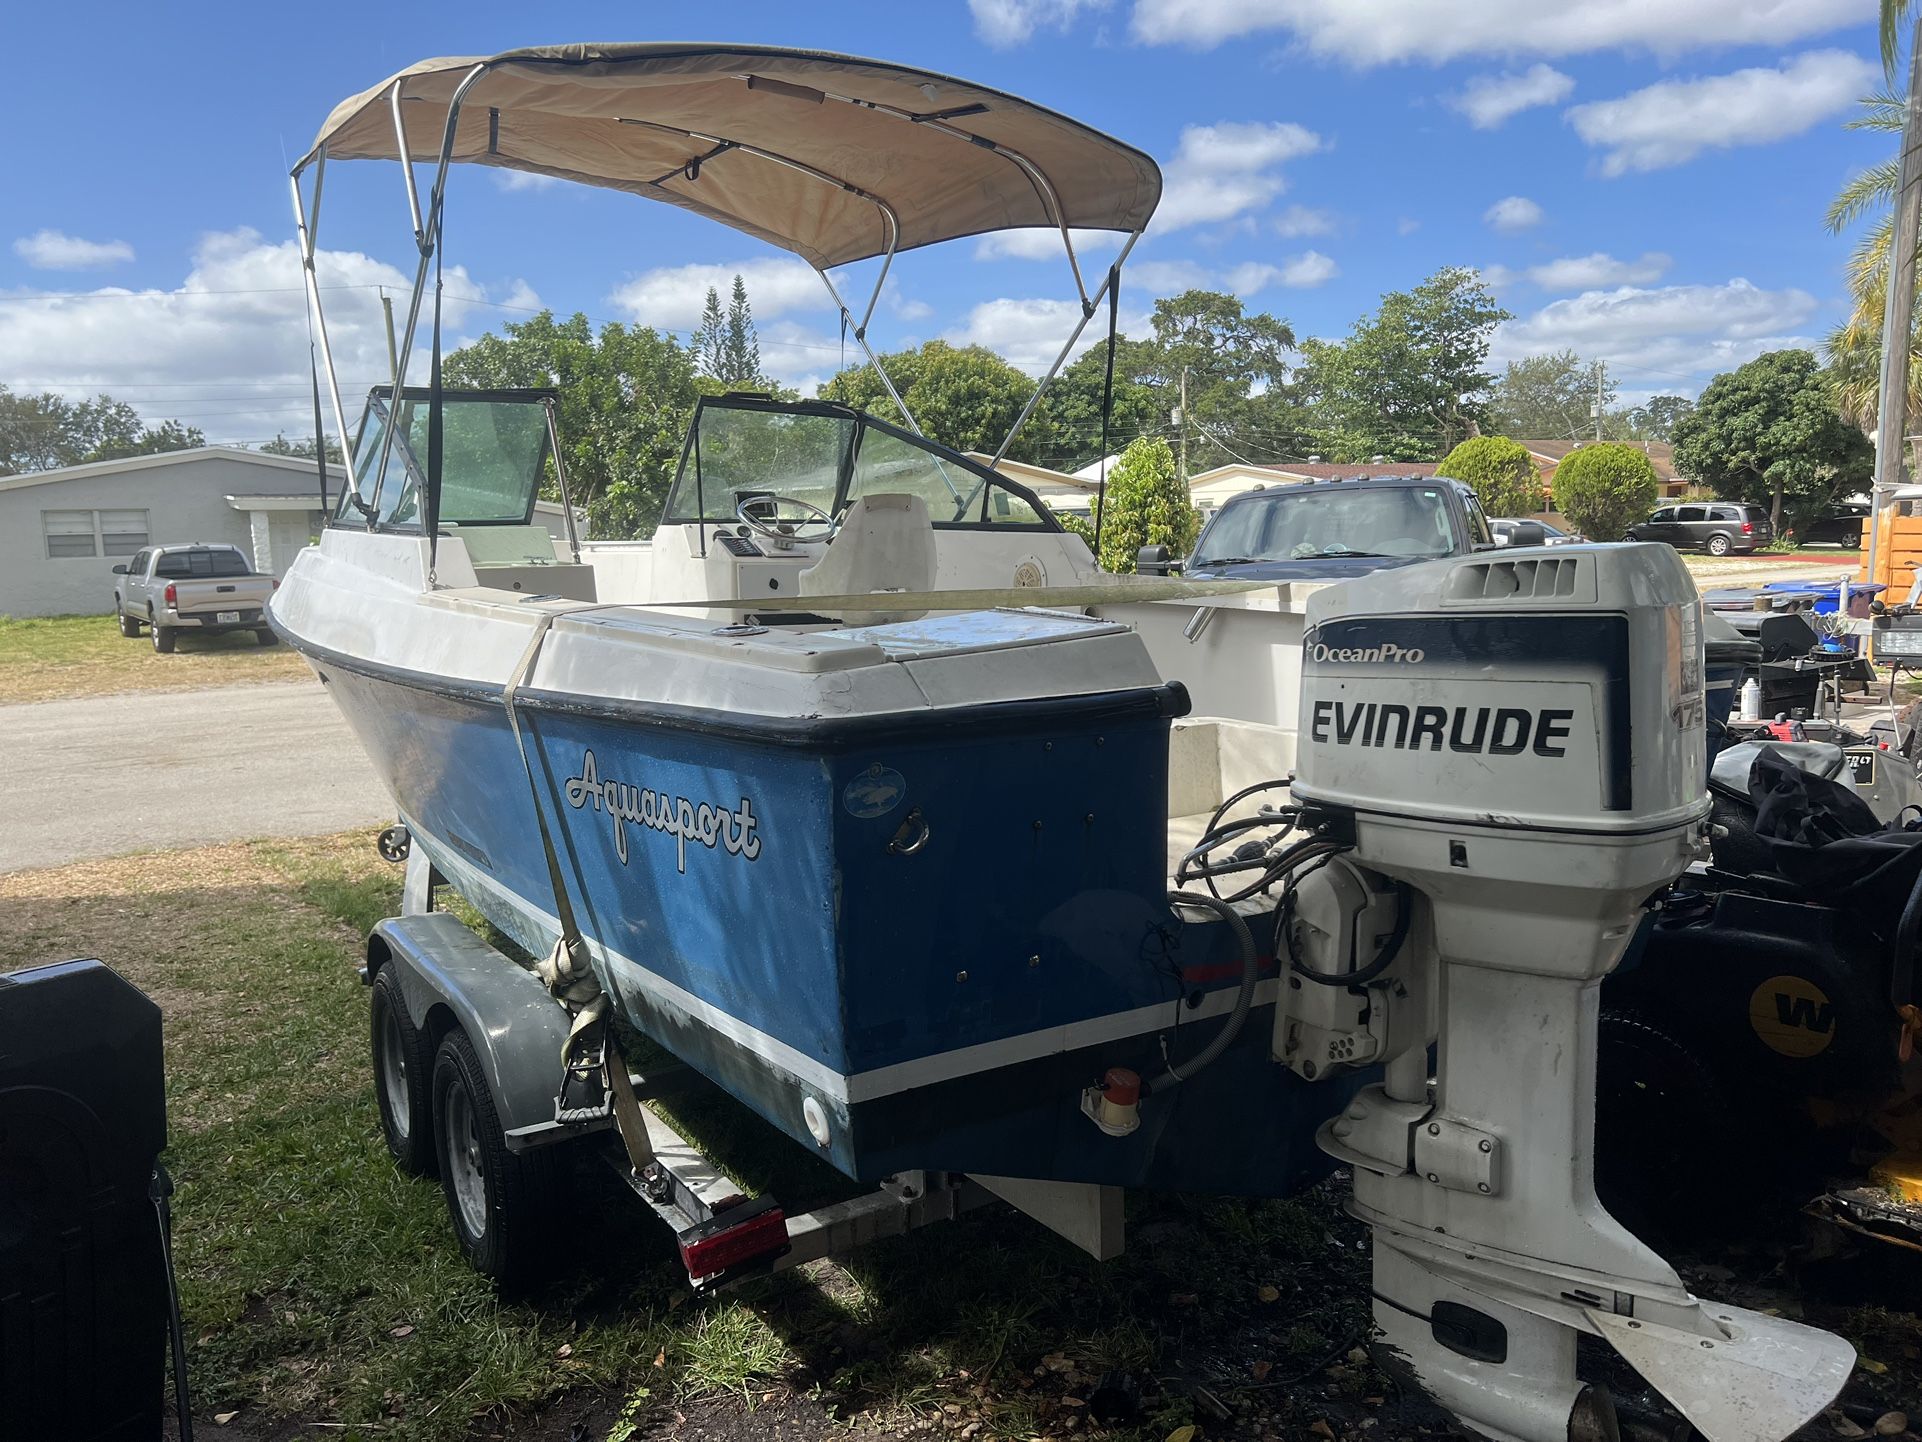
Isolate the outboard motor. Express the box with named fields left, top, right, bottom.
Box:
left=1277, top=544, right=1854, bottom=1442
left=0, top=959, right=171, bottom=1442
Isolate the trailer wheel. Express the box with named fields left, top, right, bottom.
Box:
left=150, top=622, right=175, bottom=654
left=370, top=968, right=436, bottom=1177
left=431, top=1028, right=555, bottom=1288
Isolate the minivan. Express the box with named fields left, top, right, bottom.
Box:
left=1624, top=502, right=1773, bottom=556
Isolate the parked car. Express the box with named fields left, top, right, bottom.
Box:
left=112, top=544, right=279, bottom=653
left=1623, top=502, right=1773, bottom=556
left=1492, top=518, right=1585, bottom=546
left=1165, top=475, right=1530, bottom=583
left=1798, top=502, right=1870, bottom=549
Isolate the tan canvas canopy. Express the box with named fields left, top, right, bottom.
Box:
left=302, top=43, right=1162, bottom=269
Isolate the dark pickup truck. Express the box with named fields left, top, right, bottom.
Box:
left=1154, top=474, right=1535, bottom=583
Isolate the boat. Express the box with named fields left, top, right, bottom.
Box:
left=274, top=44, right=1858, bottom=1442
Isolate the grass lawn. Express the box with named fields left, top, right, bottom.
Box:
left=0, top=613, right=309, bottom=704
left=2, top=832, right=1917, bottom=1441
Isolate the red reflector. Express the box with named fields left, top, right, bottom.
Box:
left=679, top=1205, right=788, bottom=1279
left=1741, top=522, right=1753, bottom=534
left=164, top=583, right=177, bottom=605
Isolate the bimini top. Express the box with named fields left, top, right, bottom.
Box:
left=301, top=43, right=1163, bottom=269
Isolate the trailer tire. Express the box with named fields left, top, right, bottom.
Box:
left=431, top=1028, right=555, bottom=1289
left=256, top=628, right=279, bottom=646
left=150, top=622, right=175, bottom=654
left=370, top=967, right=436, bottom=1177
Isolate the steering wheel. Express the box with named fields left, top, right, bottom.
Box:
left=735, top=494, right=839, bottom=546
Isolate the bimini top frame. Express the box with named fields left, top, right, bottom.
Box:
left=290, top=43, right=1161, bottom=503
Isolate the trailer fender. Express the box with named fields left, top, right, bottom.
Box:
left=366, top=914, right=591, bottom=1148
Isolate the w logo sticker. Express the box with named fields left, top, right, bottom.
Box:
left=1749, top=975, right=1836, bottom=1058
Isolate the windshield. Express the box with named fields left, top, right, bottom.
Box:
left=337, top=389, right=553, bottom=529
left=660, top=397, right=1055, bottom=531
left=1195, top=485, right=1458, bottom=564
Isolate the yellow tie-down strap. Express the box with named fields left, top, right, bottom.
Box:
left=638, top=577, right=1277, bottom=613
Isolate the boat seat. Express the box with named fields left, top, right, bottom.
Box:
left=799, top=493, right=936, bottom=625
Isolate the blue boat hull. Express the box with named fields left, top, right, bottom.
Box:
left=305, top=646, right=1362, bottom=1195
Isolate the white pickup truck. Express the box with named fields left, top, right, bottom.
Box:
left=111, top=544, right=279, bottom=653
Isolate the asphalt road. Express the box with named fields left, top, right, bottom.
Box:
left=0, top=680, right=391, bottom=873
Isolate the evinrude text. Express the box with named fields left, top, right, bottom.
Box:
left=1309, top=701, right=1574, bottom=757
left=564, top=749, right=762, bottom=871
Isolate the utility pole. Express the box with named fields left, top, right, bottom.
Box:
left=1177, top=365, right=1190, bottom=484
left=381, top=290, right=399, bottom=386
left=1592, top=362, right=1606, bottom=443
left=1871, top=17, right=1922, bottom=594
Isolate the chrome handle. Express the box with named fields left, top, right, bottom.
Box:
left=888, top=807, right=931, bottom=856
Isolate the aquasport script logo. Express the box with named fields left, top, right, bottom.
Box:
left=563, top=749, right=761, bottom=871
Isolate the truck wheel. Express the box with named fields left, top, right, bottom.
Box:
left=150, top=622, right=176, bottom=654
left=432, top=1028, right=555, bottom=1288
left=116, top=607, right=140, bottom=638
left=1705, top=533, right=1732, bottom=557
left=255, top=628, right=279, bottom=646
left=1844, top=526, right=1863, bottom=549
left=371, top=968, right=436, bottom=1177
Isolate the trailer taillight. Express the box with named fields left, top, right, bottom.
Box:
left=164, top=583, right=177, bottom=605
left=678, top=1201, right=789, bottom=1281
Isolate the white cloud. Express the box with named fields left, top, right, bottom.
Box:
left=1129, top=258, right=1216, bottom=293
left=945, top=296, right=1152, bottom=373
left=974, top=228, right=1124, bottom=262
left=1525, top=251, right=1671, bottom=290
left=970, top=0, right=1108, bottom=46
left=0, top=227, right=531, bottom=444
left=1449, top=64, right=1574, bottom=129
left=1156, top=121, right=1324, bottom=232
left=1492, top=277, right=1819, bottom=383
left=1483, top=195, right=1545, bottom=232
left=1128, top=0, right=1862, bottom=64
left=1272, top=204, right=1337, bottom=238
left=1396, top=217, right=1421, bottom=236
left=607, top=258, right=827, bottom=333
left=13, top=230, right=135, bottom=270
left=1225, top=251, right=1338, bottom=291
left=491, top=170, right=561, bottom=193
left=1566, top=49, right=1876, bottom=175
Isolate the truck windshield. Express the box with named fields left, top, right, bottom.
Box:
left=1195, top=486, right=1457, bottom=563
left=154, top=548, right=251, bottom=579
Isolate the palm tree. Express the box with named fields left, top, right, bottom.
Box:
left=1825, top=88, right=1919, bottom=423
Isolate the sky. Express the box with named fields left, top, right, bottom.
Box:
left=0, top=0, right=1893, bottom=458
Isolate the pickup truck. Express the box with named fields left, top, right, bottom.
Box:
left=112, top=544, right=279, bottom=653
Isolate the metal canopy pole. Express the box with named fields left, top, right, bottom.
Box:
left=366, top=63, right=488, bottom=526
left=289, top=154, right=357, bottom=481
left=1873, top=18, right=1922, bottom=596
left=990, top=229, right=1142, bottom=466
left=544, top=398, right=582, bottom=561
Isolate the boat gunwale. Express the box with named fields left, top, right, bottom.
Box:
left=277, top=622, right=1192, bottom=750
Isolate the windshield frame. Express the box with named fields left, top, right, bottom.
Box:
left=333, top=385, right=559, bottom=532
left=658, top=393, right=1065, bottom=541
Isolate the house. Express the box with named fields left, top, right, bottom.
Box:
left=964, top=453, right=1104, bottom=518
left=0, top=446, right=577, bottom=619
left=1187, top=460, right=1442, bottom=514
left=1519, top=440, right=1684, bottom=499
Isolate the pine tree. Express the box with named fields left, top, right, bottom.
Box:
left=721, top=274, right=763, bottom=387
left=693, top=287, right=726, bottom=380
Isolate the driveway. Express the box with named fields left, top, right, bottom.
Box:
left=0, top=680, right=390, bottom=873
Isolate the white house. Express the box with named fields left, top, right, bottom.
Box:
left=0, top=446, right=577, bottom=618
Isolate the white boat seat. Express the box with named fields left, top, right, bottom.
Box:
left=799, top=493, right=936, bottom=624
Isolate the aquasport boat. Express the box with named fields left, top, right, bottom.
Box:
left=273, top=44, right=1859, bottom=1442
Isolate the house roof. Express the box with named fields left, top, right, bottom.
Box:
left=1188, top=460, right=1441, bottom=488
left=963, top=452, right=1102, bottom=494
left=0, top=446, right=343, bottom=497
left=1518, top=439, right=1677, bottom=483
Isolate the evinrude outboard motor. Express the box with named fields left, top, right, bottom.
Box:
left=1278, top=544, right=1855, bottom=1442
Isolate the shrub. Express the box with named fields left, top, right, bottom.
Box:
left=1093, top=437, right=1198, bottom=573
left=1057, top=510, right=1097, bottom=549
left=1551, top=443, right=1659, bottom=542
left=1436, top=435, right=1542, bottom=518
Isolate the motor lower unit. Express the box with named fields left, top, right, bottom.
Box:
left=1284, top=544, right=1855, bottom=1442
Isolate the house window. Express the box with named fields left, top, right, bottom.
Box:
left=41, top=508, right=150, bottom=559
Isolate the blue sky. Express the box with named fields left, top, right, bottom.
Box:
left=0, top=0, right=1889, bottom=454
